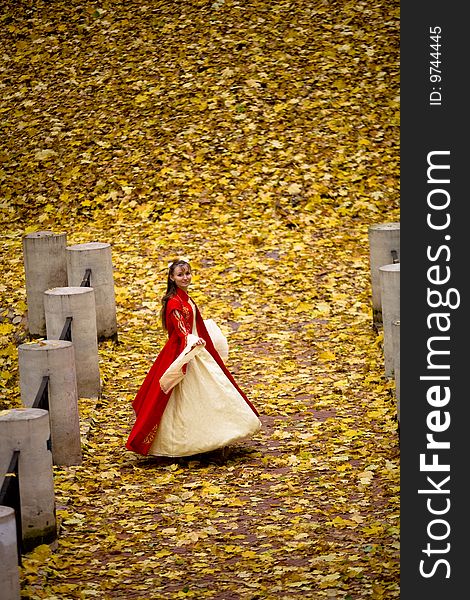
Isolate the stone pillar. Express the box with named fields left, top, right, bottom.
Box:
left=379, top=263, right=400, bottom=377
left=22, top=231, right=68, bottom=337
left=66, top=242, right=118, bottom=340
left=0, top=506, right=20, bottom=600
left=0, top=409, right=56, bottom=553
left=392, top=319, right=400, bottom=424
left=44, top=287, right=101, bottom=399
left=18, top=340, right=82, bottom=466
left=368, top=223, right=400, bottom=326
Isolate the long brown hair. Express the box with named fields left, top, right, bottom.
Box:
left=160, top=260, right=191, bottom=330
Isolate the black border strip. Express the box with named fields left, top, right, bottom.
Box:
left=401, top=2, right=467, bottom=597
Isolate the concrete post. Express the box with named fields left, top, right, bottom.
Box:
left=66, top=242, right=118, bottom=340
left=392, top=319, right=400, bottom=424
left=22, top=231, right=68, bottom=337
left=18, top=340, right=82, bottom=466
left=368, top=223, right=400, bottom=326
left=0, top=506, right=20, bottom=600
left=0, top=409, right=56, bottom=553
left=44, top=287, right=101, bottom=399
left=379, top=263, right=400, bottom=378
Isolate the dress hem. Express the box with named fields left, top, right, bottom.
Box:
left=147, top=430, right=259, bottom=458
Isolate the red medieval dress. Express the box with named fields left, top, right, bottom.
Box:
left=125, top=287, right=261, bottom=456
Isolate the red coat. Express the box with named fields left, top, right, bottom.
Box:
left=126, top=287, right=259, bottom=455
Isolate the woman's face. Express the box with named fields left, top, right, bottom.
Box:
left=171, top=264, right=192, bottom=290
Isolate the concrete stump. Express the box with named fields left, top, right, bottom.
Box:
left=0, top=409, right=56, bottom=553
left=44, top=286, right=101, bottom=399
left=66, top=242, right=118, bottom=340
left=22, top=231, right=67, bottom=337
left=392, top=319, right=400, bottom=424
left=0, top=506, right=20, bottom=600
left=379, top=263, right=400, bottom=377
left=18, top=340, right=82, bottom=466
left=368, top=223, right=400, bottom=326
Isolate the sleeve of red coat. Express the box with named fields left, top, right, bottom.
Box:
left=166, top=298, right=192, bottom=373
left=166, top=299, right=191, bottom=346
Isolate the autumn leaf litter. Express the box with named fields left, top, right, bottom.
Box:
left=0, top=0, right=399, bottom=598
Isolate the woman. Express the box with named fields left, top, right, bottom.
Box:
left=126, top=259, right=261, bottom=457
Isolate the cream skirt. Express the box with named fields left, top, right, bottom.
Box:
left=149, top=341, right=261, bottom=457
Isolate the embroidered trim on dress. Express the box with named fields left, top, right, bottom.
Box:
left=143, top=424, right=159, bottom=445
left=173, top=309, right=190, bottom=340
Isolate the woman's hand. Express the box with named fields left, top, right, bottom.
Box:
left=190, top=337, right=206, bottom=351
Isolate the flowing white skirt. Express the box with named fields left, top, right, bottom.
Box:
left=149, top=335, right=261, bottom=457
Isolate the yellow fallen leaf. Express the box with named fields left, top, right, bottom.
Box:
left=318, top=351, right=336, bottom=361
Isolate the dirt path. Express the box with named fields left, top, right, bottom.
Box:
left=18, top=296, right=399, bottom=599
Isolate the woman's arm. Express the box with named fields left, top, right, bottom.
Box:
left=166, top=298, right=205, bottom=350
left=168, top=308, right=191, bottom=345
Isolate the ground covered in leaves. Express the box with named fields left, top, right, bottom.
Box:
left=1, top=0, right=400, bottom=598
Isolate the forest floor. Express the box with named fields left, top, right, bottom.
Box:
left=1, top=0, right=400, bottom=598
